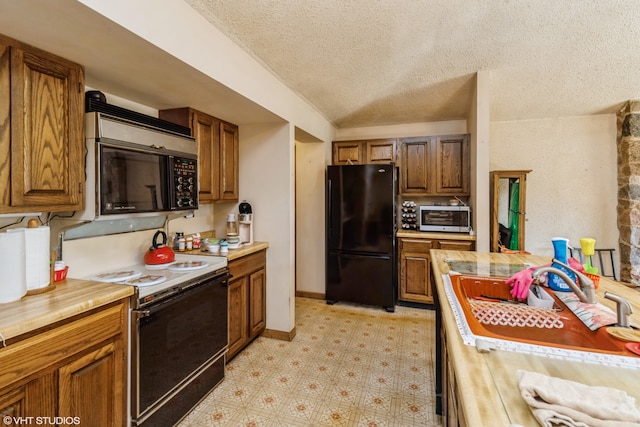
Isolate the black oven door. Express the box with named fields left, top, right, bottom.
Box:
left=131, top=273, right=229, bottom=424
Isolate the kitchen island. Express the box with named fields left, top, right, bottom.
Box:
left=431, top=249, right=640, bottom=426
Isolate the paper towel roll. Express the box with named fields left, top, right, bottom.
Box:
left=7, top=226, right=50, bottom=290
left=0, top=230, right=26, bottom=303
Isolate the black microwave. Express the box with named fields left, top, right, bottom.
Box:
left=419, top=205, right=471, bottom=232
left=81, top=112, right=198, bottom=219
left=99, top=144, right=197, bottom=215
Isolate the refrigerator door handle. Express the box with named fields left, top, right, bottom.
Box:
left=337, top=252, right=391, bottom=261
left=327, top=179, right=332, bottom=236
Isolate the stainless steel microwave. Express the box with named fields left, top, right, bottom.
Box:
left=77, top=112, right=198, bottom=220
left=419, top=205, right=471, bottom=232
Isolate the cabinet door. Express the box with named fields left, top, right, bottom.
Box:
left=399, top=139, right=431, bottom=195
left=58, top=341, right=125, bottom=427
left=0, top=387, right=25, bottom=417
left=193, top=111, right=220, bottom=203
left=1, top=41, right=84, bottom=212
left=399, top=239, right=434, bottom=303
left=228, top=276, right=248, bottom=359
left=219, top=121, right=239, bottom=201
left=332, top=141, right=363, bottom=165
left=434, top=136, right=469, bottom=195
left=365, top=139, right=396, bottom=164
left=248, top=267, right=266, bottom=339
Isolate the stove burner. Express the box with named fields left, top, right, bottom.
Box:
left=168, top=261, right=209, bottom=271
left=123, top=275, right=167, bottom=287
left=145, top=262, right=176, bottom=270
left=92, top=270, right=142, bottom=282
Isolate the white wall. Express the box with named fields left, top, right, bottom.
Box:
left=295, top=140, right=326, bottom=296
left=237, top=123, right=296, bottom=334
left=469, top=71, right=492, bottom=251
left=490, top=114, right=618, bottom=257
left=335, top=121, right=467, bottom=141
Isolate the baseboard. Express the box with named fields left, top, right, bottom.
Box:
left=397, top=300, right=435, bottom=310
left=295, top=290, right=325, bottom=300
left=262, top=326, right=297, bottom=342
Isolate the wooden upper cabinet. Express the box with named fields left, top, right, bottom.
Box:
left=219, top=121, right=239, bottom=201
left=364, top=139, right=395, bottom=163
left=0, top=34, right=84, bottom=213
left=399, top=137, right=431, bottom=195
left=192, top=110, right=220, bottom=202
left=159, top=107, right=239, bottom=203
left=332, top=139, right=396, bottom=165
left=435, top=135, right=469, bottom=195
left=332, top=141, right=363, bottom=165
left=399, top=134, right=470, bottom=196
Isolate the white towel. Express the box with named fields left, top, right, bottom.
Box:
left=517, top=369, right=640, bottom=427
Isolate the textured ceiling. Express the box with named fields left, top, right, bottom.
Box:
left=185, top=0, right=640, bottom=128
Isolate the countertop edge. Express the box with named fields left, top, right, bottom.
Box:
left=0, top=279, right=134, bottom=344
left=396, top=230, right=476, bottom=241
left=187, top=241, right=269, bottom=261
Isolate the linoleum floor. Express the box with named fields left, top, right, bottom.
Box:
left=178, top=297, right=441, bottom=427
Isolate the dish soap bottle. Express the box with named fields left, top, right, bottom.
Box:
left=548, top=237, right=576, bottom=291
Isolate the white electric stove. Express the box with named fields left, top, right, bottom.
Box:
left=90, top=253, right=228, bottom=302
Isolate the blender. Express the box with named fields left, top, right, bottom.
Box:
left=225, top=214, right=240, bottom=248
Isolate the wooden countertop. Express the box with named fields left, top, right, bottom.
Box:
left=187, top=241, right=269, bottom=262
left=396, top=230, right=476, bottom=241
left=430, top=249, right=640, bottom=426
left=0, top=279, right=133, bottom=345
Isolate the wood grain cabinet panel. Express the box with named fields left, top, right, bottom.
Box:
left=399, top=239, right=434, bottom=303
left=219, top=121, right=239, bottom=201
left=0, top=34, right=84, bottom=213
left=0, top=300, right=128, bottom=426
left=59, top=341, right=124, bottom=426
left=398, top=237, right=474, bottom=304
left=227, top=250, right=267, bottom=360
left=227, top=276, right=248, bottom=358
left=398, top=135, right=470, bottom=196
left=364, top=139, right=396, bottom=163
left=332, top=139, right=396, bottom=165
left=248, top=267, right=266, bottom=338
left=435, top=136, right=469, bottom=195
left=159, top=107, right=239, bottom=203
left=399, top=138, right=431, bottom=195
left=332, top=141, right=363, bottom=165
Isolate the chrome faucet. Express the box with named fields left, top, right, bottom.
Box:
left=531, top=259, right=596, bottom=304
left=604, top=292, right=633, bottom=328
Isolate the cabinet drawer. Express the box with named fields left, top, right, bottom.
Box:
left=0, top=302, right=126, bottom=389
left=229, top=250, right=266, bottom=277
left=438, top=240, right=474, bottom=251
left=400, top=239, right=435, bottom=253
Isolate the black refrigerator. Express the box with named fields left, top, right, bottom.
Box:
left=326, top=164, right=397, bottom=312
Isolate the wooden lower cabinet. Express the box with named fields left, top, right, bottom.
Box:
left=399, top=239, right=436, bottom=304
left=440, top=324, right=467, bottom=427
left=0, top=300, right=128, bottom=426
left=398, top=237, right=474, bottom=304
left=227, top=250, right=267, bottom=360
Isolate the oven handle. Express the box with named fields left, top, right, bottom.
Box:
left=134, top=273, right=232, bottom=319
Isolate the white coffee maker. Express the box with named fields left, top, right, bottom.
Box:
left=238, top=200, right=253, bottom=245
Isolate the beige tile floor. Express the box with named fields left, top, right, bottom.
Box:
left=179, top=297, right=441, bottom=427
